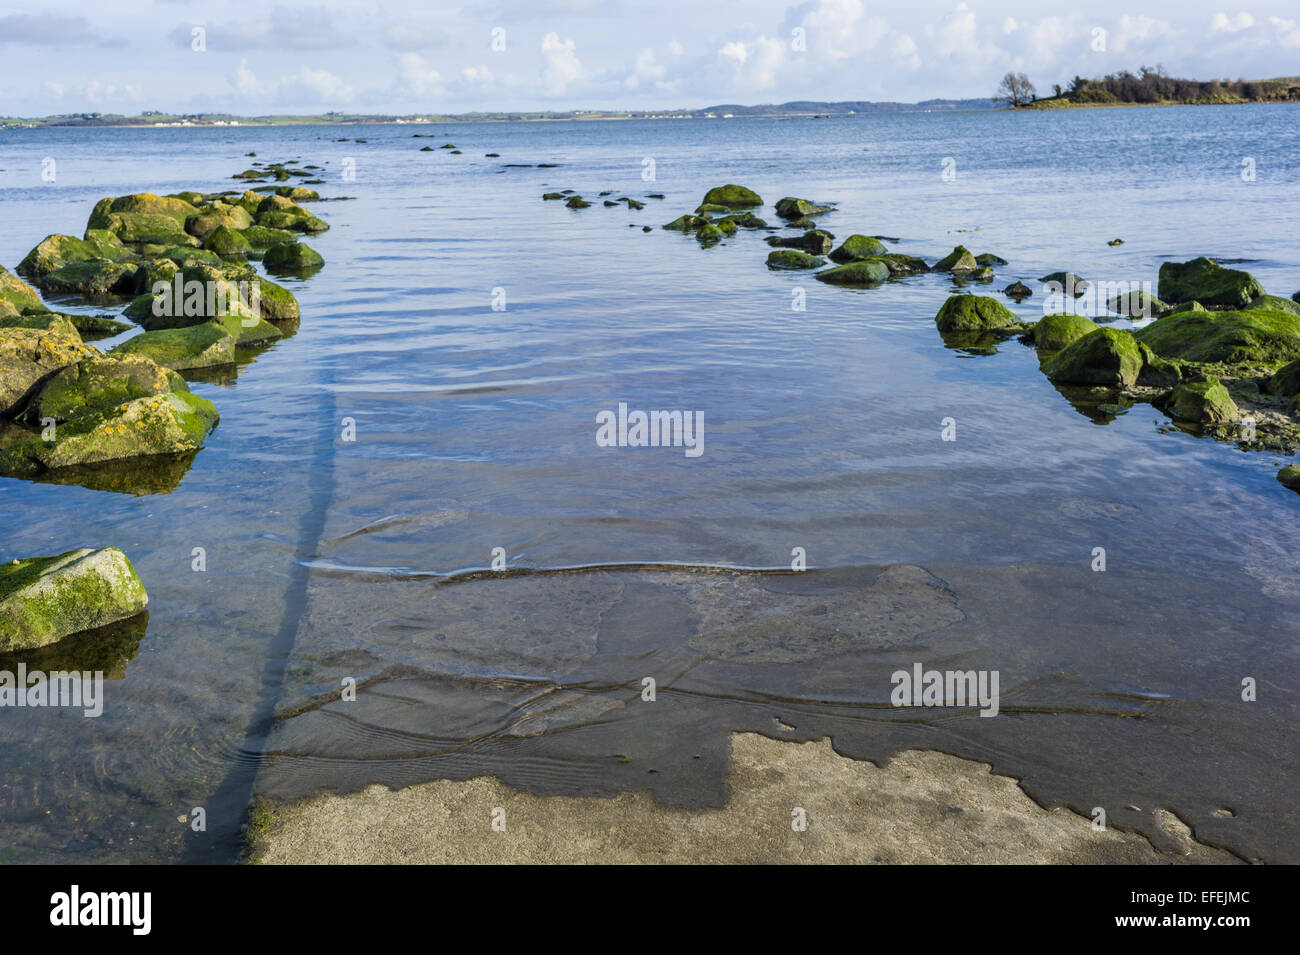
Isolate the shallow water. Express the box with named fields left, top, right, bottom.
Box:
left=1, top=106, right=1298, bottom=863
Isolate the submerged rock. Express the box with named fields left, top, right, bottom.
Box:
left=933, top=246, right=979, bottom=273
left=1107, top=289, right=1165, bottom=318
left=1040, top=271, right=1089, bottom=295
left=1029, top=313, right=1099, bottom=350
left=815, top=261, right=889, bottom=286
left=701, top=184, right=763, bottom=208
left=696, top=224, right=725, bottom=245
left=542, top=192, right=564, bottom=200
left=1277, top=466, right=1300, bottom=492
left=718, top=212, right=766, bottom=229
left=1158, top=376, right=1239, bottom=427
left=263, top=242, right=324, bottom=273
left=0, top=548, right=148, bottom=651
left=564, top=196, right=591, bottom=209
left=1135, top=307, right=1300, bottom=365
left=934, top=295, right=1019, bottom=332
left=875, top=254, right=929, bottom=275
left=774, top=197, right=832, bottom=220
left=1041, top=328, right=1143, bottom=387
left=829, top=235, right=887, bottom=263
left=1158, top=257, right=1263, bottom=309
left=766, top=250, right=825, bottom=270
left=766, top=230, right=834, bottom=255
left=975, top=253, right=1007, bottom=267
left=663, top=215, right=709, bottom=232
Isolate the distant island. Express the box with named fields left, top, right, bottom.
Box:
left=1001, top=67, right=1300, bottom=109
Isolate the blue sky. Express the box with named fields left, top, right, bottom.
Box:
left=1, top=1, right=1297, bottom=115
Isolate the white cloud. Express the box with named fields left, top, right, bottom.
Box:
left=1210, top=12, right=1255, bottom=34
left=541, top=32, right=584, bottom=94
left=395, top=53, right=444, bottom=98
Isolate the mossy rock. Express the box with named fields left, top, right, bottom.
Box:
left=21, top=354, right=187, bottom=424
left=564, top=196, right=591, bottom=209
left=766, top=250, right=825, bottom=270
left=186, top=205, right=255, bottom=241
left=1135, top=307, right=1300, bottom=365
left=701, top=184, right=763, bottom=209
left=774, top=197, right=832, bottom=219
left=1266, top=359, right=1300, bottom=397
left=0, top=325, right=100, bottom=416
left=1248, top=294, right=1300, bottom=318
left=273, top=186, right=319, bottom=202
left=766, top=230, right=834, bottom=255
left=1158, top=376, right=1239, bottom=427
left=108, top=213, right=195, bottom=247
left=542, top=192, right=564, bottom=200
left=203, top=225, right=252, bottom=259
left=111, top=323, right=235, bottom=371
left=0, top=548, right=149, bottom=652
left=162, top=247, right=223, bottom=268
left=933, top=246, right=978, bottom=273
left=1041, top=328, right=1143, bottom=387
left=1107, top=289, right=1165, bottom=318
left=718, top=212, right=766, bottom=229
left=168, top=191, right=207, bottom=205
left=1029, top=313, right=1099, bottom=350
left=663, top=215, right=708, bottom=232
left=0, top=312, right=80, bottom=337
left=254, top=279, right=299, bottom=322
left=17, top=235, right=99, bottom=281
left=623, top=198, right=645, bottom=211
left=1277, top=466, right=1300, bottom=493
left=213, top=310, right=284, bottom=347
left=815, top=261, right=889, bottom=286
left=695, top=203, right=732, bottom=214
left=696, top=224, right=725, bottom=245
left=1040, top=272, right=1089, bottom=295
left=89, top=194, right=196, bottom=229
left=714, top=219, right=738, bottom=236
left=1135, top=342, right=1183, bottom=388
left=233, top=169, right=267, bottom=180
left=975, top=253, right=1007, bottom=266
left=829, top=235, right=887, bottom=263
left=0, top=390, right=218, bottom=479
left=82, top=230, right=134, bottom=261
left=876, top=254, right=929, bottom=275
left=934, top=294, right=1019, bottom=332
left=242, top=226, right=298, bottom=249
left=1003, top=281, right=1032, bottom=299
left=263, top=242, right=324, bottom=273
left=1158, top=257, right=1263, bottom=308
left=40, top=260, right=138, bottom=298
left=0, top=265, right=49, bottom=314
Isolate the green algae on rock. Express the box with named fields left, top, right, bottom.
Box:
left=0, top=266, right=49, bottom=315
left=774, top=197, right=833, bottom=220
left=17, top=235, right=100, bottom=281
left=1158, top=257, right=1263, bottom=308
left=0, top=548, right=149, bottom=652
left=875, top=253, right=930, bottom=275
left=40, top=260, right=138, bottom=299
left=1028, top=313, right=1099, bottom=351
left=975, top=253, right=1008, bottom=267
left=203, top=225, right=253, bottom=259
left=695, top=224, right=725, bottom=246
left=110, top=323, right=235, bottom=372
left=663, top=214, right=709, bottom=232
left=1135, top=307, right=1300, bottom=366
left=700, top=184, right=763, bottom=209
left=933, top=246, right=979, bottom=273
left=564, top=196, right=591, bottom=209
left=1041, top=328, right=1143, bottom=387
left=815, top=260, right=890, bottom=286
left=1157, top=376, right=1240, bottom=427
left=263, top=242, right=324, bottom=273
left=1277, top=466, right=1300, bottom=492
left=828, top=235, right=887, bottom=263
left=766, top=250, right=825, bottom=270
left=934, top=294, right=1019, bottom=333
left=1039, top=271, right=1088, bottom=295
left=20, top=354, right=188, bottom=425
left=1107, top=288, right=1166, bottom=318
left=766, top=230, right=834, bottom=255
left=1267, top=359, right=1300, bottom=398
left=0, top=325, right=101, bottom=417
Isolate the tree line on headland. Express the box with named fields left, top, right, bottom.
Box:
left=1000, top=66, right=1300, bottom=108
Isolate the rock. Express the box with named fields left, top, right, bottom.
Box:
left=1041, top=328, right=1143, bottom=387
left=203, top=225, right=252, bottom=259
left=1159, top=376, right=1239, bottom=427
left=875, top=254, right=929, bottom=275
left=695, top=203, right=731, bottom=214
left=186, top=204, right=254, bottom=241
left=975, top=253, right=1007, bottom=266
left=0, top=325, right=100, bottom=416
left=110, top=323, right=235, bottom=371
left=1108, top=238, right=1124, bottom=246
left=970, top=266, right=995, bottom=282
left=255, top=198, right=328, bottom=233
left=0, top=548, right=148, bottom=651
left=1248, top=294, right=1300, bottom=318
left=1135, top=343, right=1183, bottom=388
left=695, top=224, right=725, bottom=246
left=19, top=354, right=188, bottom=424
left=715, top=219, right=738, bottom=236
left=0, top=265, right=48, bottom=315
left=83, top=230, right=134, bottom=261
left=718, top=212, right=766, bottom=229
left=934, top=295, right=1019, bottom=333
left=766, top=230, right=834, bottom=255
left=663, top=215, right=709, bottom=232
left=88, top=194, right=198, bottom=248
left=815, top=261, right=889, bottom=286
left=766, top=250, right=826, bottom=270
left=933, top=246, right=979, bottom=273
left=242, top=225, right=298, bottom=249
left=1029, top=313, right=1099, bottom=350
left=1277, top=466, right=1300, bottom=492
left=1135, top=307, right=1300, bottom=365
left=40, top=260, right=138, bottom=299
left=254, top=278, right=300, bottom=322
left=774, top=197, right=832, bottom=220
left=623, top=198, right=645, bottom=211
left=0, top=312, right=80, bottom=337
left=1107, top=289, right=1165, bottom=318
left=17, top=235, right=100, bottom=281
left=641, top=226, right=651, bottom=233
left=1039, top=271, right=1088, bottom=295
left=263, top=242, right=324, bottom=273
left=564, top=196, right=590, bottom=209
left=1158, top=257, right=1263, bottom=308
left=829, top=235, right=887, bottom=263
left=700, top=185, right=763, bottom=208
left=542, top=193, right=564, bottom=200
left=233, top=169, right=266, bottom=179
left=1266, top=359, right=1300, bottom=397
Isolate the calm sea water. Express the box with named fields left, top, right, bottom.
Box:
left=1, top=106, right=1298, bottom=863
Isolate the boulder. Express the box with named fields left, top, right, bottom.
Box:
left=1266, top=359, right=1300, bottom=397
left=1277, top=466, right=1300, bottom=493
left=933, top=246, right=979, bottom=273
left=0, top=325, right=100, bottom=416
left=242, top=225, right=298, bottom=249
left=1159, top=377, right=1239, bottom=427
left=1247, top=294, right=1300, bottom=318
left=766, top=230, right=834, bottom=255
left=815, top=261, right=889, bottom=286
left=1135, top=307, right=1300, bottom=365
left=1158, top=257, right=1263, bottom=308
left=263, top=242, right=324, bottom=272
left=718, top=212, right=766, bottom=229
left=700, top=185, right=763, bottom=208
left=1002, top=281, right=1032, bottom=299
left=21, top=354, right=188, bottom=424
left=1029, top=313, right=1099, bottom=350
left=564, top=196, right=590, bottom=209
left=1107, top=289, right=1165, bottom=318
left=0, top=266, right=47, bottom=315
left=663, top=215, right=709, bottom=232
left=875, top=254, right=929, bottom=275
left=40, top=260, right=138, bottom=298
left=110, top=323, right=235, bottom=371
left=975, top=253, right=1008, bottom=266
left=17, top=235, right=100, bottom=281
left=0, top=548, right=148, bottom=651
left=934, top=295, right=1019, bottom=333
left=828, top=235, right=887, bottom=263
left=766, top=250, right=825, bottom=270
left=1039, top=272, right=1088, bottom=295
left=203, top=225, right=252, bottom=259
left=695, top=224, right=725, bottom=245
left=774, top=197, right=832, bottom=220
left=1041, top=328, right=1143, bottom=387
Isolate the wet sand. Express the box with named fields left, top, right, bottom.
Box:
left=246, top=732, right=1239, bottom=864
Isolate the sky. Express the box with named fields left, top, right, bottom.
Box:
left=0, top=0, right=1297, bottom=115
